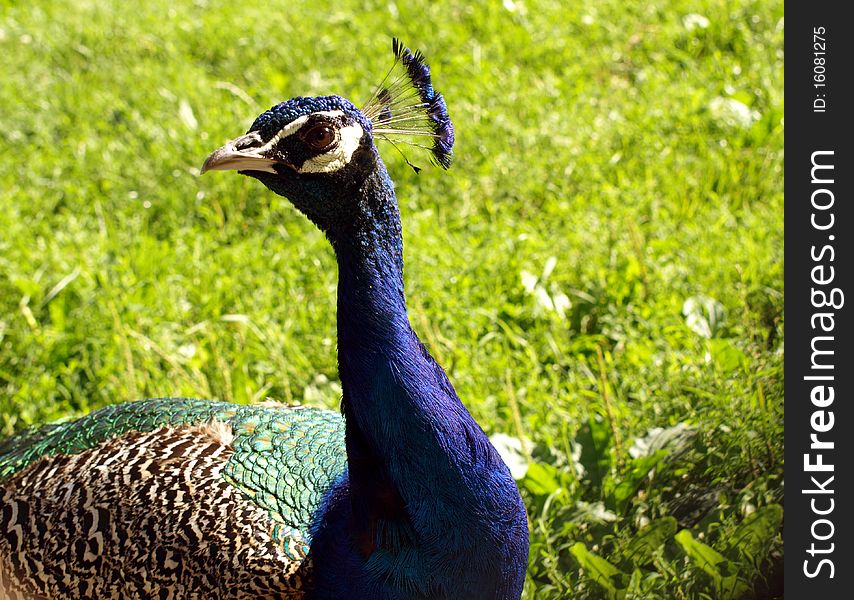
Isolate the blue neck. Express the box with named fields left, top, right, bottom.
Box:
left=331, top=166, right=408, bottom=362
left=308, top=157, right=528, bottom=599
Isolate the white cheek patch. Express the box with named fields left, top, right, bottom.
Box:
left=299, top=121, right=364, bottom=174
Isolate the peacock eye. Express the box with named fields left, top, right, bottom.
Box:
left=302, top=124, right=336, bottom=151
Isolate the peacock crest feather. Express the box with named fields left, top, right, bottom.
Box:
left=362, top=38, right=455, bottom=170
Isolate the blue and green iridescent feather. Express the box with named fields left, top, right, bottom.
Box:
left=222, top=405, right=347, bottom=546
left=0, top=398, right=347, bottom=542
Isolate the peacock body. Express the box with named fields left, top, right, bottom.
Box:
left=0, top=40, right=528, bottom=599
left=1, top=399, right=345, bottom=598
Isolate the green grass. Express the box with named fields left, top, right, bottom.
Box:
left=0, top=0, right=783, bottom=597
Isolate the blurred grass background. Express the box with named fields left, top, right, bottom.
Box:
left=0, top=0, right=783, bottom=597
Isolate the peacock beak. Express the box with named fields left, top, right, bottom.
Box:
left=201, top=132, right=281, bottom=175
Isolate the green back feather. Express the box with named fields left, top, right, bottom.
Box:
left=223, top=405, right=346, bottom=545
left=0, top=398, right=239, bottom=480
left=0, top=398, right=347, bottom=539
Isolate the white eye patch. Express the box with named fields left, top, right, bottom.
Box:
left=257, top=110, right=364, bottom=174
left=298, top=121, right=364, bottom=174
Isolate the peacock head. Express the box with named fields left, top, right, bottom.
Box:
left=201, top=39, right=454, bottom=232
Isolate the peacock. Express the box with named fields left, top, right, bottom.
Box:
left=0, top=40, right=529, bottom=599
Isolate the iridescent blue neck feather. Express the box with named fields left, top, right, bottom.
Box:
left=306, top=153, right=528, bottom=599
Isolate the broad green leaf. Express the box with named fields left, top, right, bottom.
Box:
left=675, top=529, right=725, bottom=581
left=570, top=542, right=628, bottom=600
left=708, top=338, right=748, bottom=372
left=675, top=530, right=749, bottom=598
left=522, top=462, right=561, bottom=496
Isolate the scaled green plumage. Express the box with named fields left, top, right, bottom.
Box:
left=0, top=398, right=347, bottom=538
